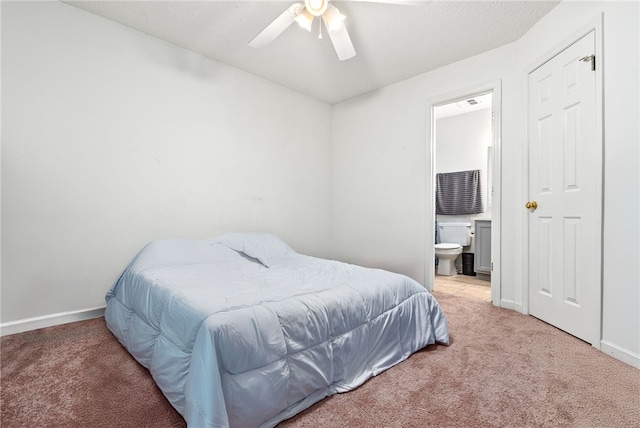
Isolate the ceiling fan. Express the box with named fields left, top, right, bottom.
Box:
left=249, top=0, right=420, bottom=61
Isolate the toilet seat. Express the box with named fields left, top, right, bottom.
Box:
left=435, top=243, right=461, bottom=250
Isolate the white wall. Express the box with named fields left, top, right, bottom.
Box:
left=436, top=108, right=493, bottom=224
left=331, top=44, right=518, bottom=285
left=1, top=2, right=332, bottom=324
left=516, top=0, right=639, bottom=367
left=331, top=1, right=639, bottom=366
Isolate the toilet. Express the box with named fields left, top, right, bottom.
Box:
left=435, top=222, right=472, bottom=276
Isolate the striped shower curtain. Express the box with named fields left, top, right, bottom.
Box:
left=436, top=169, right=483, bottom=215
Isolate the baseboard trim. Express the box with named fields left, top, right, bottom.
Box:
left=600, top=340, right=640, bottom=369
left=0, top=306, right=106, bottom=337
left=512, top=302, right=524, bottom=314
left=499, top=299, right=515, bottom=310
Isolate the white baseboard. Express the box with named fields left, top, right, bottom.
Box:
left=512, top=302, right=524, bottom=314
left=0, top=306, right=106, bottom=337
left=499, top=298, right=515, bottom=310
left=600, top=340, right=640, bottom=369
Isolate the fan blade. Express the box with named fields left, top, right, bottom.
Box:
left=322, top=8, right=356, bottom=61
left=249, top=3, right=303, bottom=48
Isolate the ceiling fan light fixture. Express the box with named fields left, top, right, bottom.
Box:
left=305, top=0, right=328, bottom=17
left=323, top=6, right=345, bottom=32
left=294, top=8, right=314, bottom=32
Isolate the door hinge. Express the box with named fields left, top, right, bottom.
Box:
left=580, top=54, right=595, bottom=71
left=491, top=262, right=493, bottom=271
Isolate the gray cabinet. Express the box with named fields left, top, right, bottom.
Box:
left=474, top=220, right=492, bottom=274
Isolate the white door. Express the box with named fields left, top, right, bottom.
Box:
left=527, top=30, right=601, bottom=344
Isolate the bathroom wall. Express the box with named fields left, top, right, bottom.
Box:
left=435, top=107, right=493, bottom=244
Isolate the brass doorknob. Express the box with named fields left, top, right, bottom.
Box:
left=525, top=201, right=538, bottom=210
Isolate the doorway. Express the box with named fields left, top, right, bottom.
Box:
left=426, top=81, right=502, bottom=307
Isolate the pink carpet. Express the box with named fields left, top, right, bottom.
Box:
left=2, top=291, right=638, bottom=427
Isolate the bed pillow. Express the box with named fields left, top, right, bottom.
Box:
left=215, top=232, right=295, bottom=267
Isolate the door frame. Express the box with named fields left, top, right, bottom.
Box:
left=521, top=14, right=604, bottom=346
left=425, top=80, right=502, bottom=307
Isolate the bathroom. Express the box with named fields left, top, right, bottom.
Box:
left=434, top=92, right=493, bottom=281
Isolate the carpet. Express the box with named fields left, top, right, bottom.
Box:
left=2, top=291, right=638, bottom=427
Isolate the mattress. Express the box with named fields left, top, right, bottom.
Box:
left=105, top=233, right=449, bottom=427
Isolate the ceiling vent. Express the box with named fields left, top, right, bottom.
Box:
left=455, top=98, right=481, bottom=109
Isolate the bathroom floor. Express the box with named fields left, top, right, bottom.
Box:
left=433, top=273, right=491, bottom=302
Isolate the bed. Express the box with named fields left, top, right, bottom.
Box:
left=105, top=232, right=449, bottom=427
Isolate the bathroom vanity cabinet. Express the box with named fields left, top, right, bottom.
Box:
left=474, top=220, right=492, bottom=274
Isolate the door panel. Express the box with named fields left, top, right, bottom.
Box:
left=528, top=30, right=600, bottom=344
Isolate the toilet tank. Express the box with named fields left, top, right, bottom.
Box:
left=438, top=222, right=471, bottom=245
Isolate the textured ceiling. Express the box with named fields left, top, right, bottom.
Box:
left=64, top=0, right=559, bottom=104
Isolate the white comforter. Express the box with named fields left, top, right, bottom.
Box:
left=105, top=233, right=449, bottom=427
